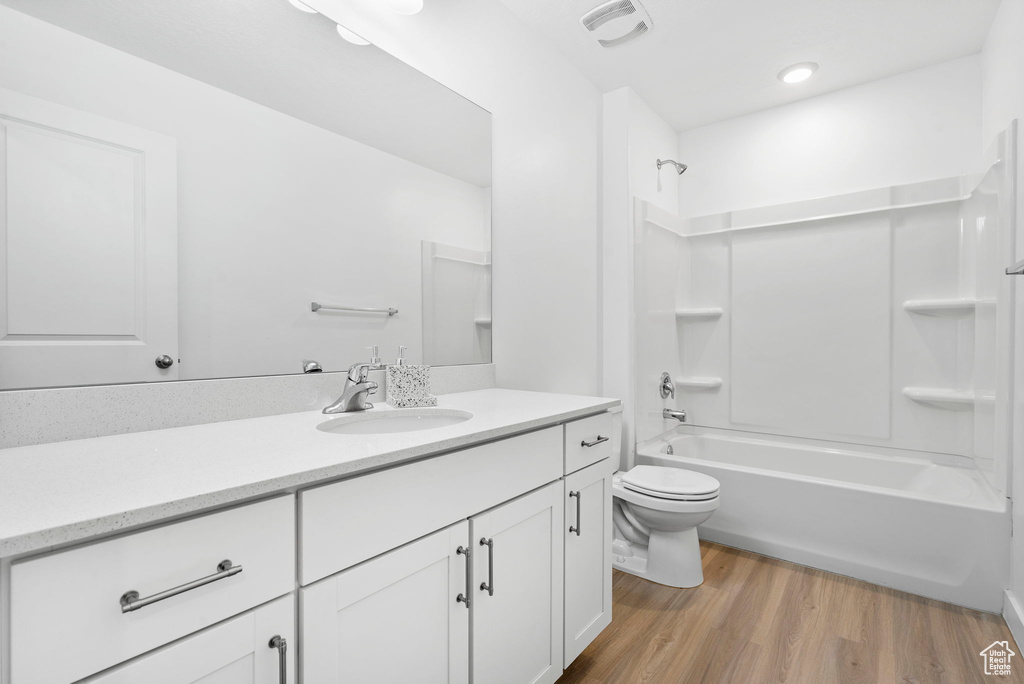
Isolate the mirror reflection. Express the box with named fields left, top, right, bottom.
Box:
left=0, top=0, right=492, bottom=391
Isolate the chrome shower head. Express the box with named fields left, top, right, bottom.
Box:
left=656, top=159, right=687, bottom=175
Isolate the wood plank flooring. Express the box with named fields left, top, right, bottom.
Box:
left=559, top=541, right=1023, bottom=684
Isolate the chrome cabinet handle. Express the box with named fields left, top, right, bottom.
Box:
left=569, top=490, right=581, bottom=536
left=120, top=559, right=242, bottom=613
left=479, top=537, right=494, bottom=596
left=456, top=546, right=471, bottom=608
left=580, top=435, right=609, bottom=448
left=268, top=635, right=287, bottom=684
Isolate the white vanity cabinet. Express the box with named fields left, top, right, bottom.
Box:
left=0, top=403, right=619, bottom=684
left=298, top=412, right=615, bottom=684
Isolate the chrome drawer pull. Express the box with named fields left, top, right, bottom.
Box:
left=580, top=435, right=609, bottom=448
left=479, top=537, right=494, bottom=596
left=269, top=635, right=287, bottom=684
left=120, top=559, right=243, bottom=613
left=569, top=490, right=581, bottom=536
left=456, top=546, right=471, bottom=608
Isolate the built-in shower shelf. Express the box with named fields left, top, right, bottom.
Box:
left=474, top=317, right=492, bottom=327
left=902, top=298, right=986, bottom=317
left=902, top=387, right=994, bottom=410
left=677, top=377, right=723, bottom=390
left=674, top=307, right=723, bottom=320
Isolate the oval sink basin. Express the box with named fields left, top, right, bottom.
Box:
left=317, top=408, right=473, bottom=435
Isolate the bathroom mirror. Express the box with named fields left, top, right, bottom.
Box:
left=0, top=0, right=492, bottom=390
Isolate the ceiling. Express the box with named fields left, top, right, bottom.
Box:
left=497, top=0, right=1002, bottom=131
left=0, top=0, right=491, bottom=187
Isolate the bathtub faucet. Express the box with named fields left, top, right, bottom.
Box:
left=663, top=408, right=686, bottom=423
left=659, top=372, right=675, bottom=399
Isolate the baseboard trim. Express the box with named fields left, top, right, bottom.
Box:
left=1004, top=590, right=1024, bottom=647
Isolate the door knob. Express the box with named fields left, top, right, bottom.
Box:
left=155, top=355, right=175, bottom=369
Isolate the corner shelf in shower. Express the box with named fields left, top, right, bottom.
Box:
left=674, top=307, right=723, bottom=321
left=902, top=387, right=994, bottom=410
left=677, top=377, right=723, bottom=390
left=474, top=317, right=492, bottom=327
left=902, top=298, right=991, bottom=317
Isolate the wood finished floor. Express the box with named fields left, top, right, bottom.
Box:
left=559, top=541, right=1023, bottom=684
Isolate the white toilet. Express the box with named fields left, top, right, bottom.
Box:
left=611, top=465, right=721, bottom=588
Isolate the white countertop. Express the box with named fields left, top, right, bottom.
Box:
left=0, top=388, right=619, bottom=558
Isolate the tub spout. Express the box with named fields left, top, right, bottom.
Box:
left=664, top=408, right=686, bottom=422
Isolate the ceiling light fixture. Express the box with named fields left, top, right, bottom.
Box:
left=336, top=23, right=371, bottom=45
left=380, top=0, right=424, bottom=15
left=288, top=0, right=318, bottom=13
left=778, top=62, right=818, bottom=84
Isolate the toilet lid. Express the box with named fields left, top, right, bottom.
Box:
left=621, top=465, right=720, bottom=499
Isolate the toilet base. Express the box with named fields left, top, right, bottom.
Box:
left=612, top=527, right=705, bottom=588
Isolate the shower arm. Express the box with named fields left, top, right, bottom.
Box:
left=656, top=159, right=687, bottom=175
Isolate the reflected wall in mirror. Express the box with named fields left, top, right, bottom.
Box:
left=0, top=0, right=491, bottom=390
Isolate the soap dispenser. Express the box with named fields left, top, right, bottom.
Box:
left=386, top=345, right=436, bottom=408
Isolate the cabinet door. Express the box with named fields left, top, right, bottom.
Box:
left=301, top=521, right=470, bottom=684
left=563, top=459, right=613, bottom=667
left=471, top=482, right=564, bottom=684
left=82, top=595, right=294, bottom=684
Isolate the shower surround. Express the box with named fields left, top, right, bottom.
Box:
left=630, top=123, right=1017, bottom=610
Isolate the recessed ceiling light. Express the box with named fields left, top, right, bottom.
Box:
left=381, top=0, right=423, bottom=15
left=778, top=62, right=818, bottom=84
left=288, top=0, right=318, bottom=13
left=336, top=23, right=371, bottom=46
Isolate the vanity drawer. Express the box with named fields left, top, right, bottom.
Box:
left=564, top=412, right=615, bottom=474
left=299, top=426, right=562, bottom=585
left=10, top=495, right=295, bottom=684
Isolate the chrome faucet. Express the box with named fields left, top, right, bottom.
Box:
left=323, top=347, right=383, bottom=414
left=663, top=408, right=687, bottom=423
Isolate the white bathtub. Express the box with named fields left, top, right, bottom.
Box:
left=636, top=427, right=1009, bottom=611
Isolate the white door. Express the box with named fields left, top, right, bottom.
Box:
left=82, top=595, right=294, bottom=684
left=563, top=459, right=613, bottom=666
left=301, top=521, right=470, bottom=684
left=471, top=482, right=564, bottom=684
left=0, top=86, right=177, bottom=389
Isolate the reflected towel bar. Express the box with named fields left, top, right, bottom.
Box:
left=1007, top=259, right=1024, bottom=275
left=311, top=302, right=398, bottom=316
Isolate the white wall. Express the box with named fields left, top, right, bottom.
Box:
left=677, top=56, right=985, bottom=218
left=0, top=6, right=490, bottom=380
left=602, top=87, right=680, bottom=467
left=981, top=0, right=1024, bottom=638
left=308, top=0, right=602, bottom=396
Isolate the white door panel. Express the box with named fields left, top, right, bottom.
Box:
left=301, top=521, right=470, bottom=684
left=563, top=459, right=613, bottom=666
left=471, top=483, right=563, bottom=684
left=0, top=86, right=177, bottom=388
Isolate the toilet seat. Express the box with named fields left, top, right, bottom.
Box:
left=620, top=465, right=720, bottom=501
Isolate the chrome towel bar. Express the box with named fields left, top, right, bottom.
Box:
left=311, top=301, right=398, bottom=316
left=1007, top=258, right=1024, bottom=275
left=120, top=559, right=242, bottom=613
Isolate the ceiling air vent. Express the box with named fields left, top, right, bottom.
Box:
left=580, top=0, right=653, bottom=48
